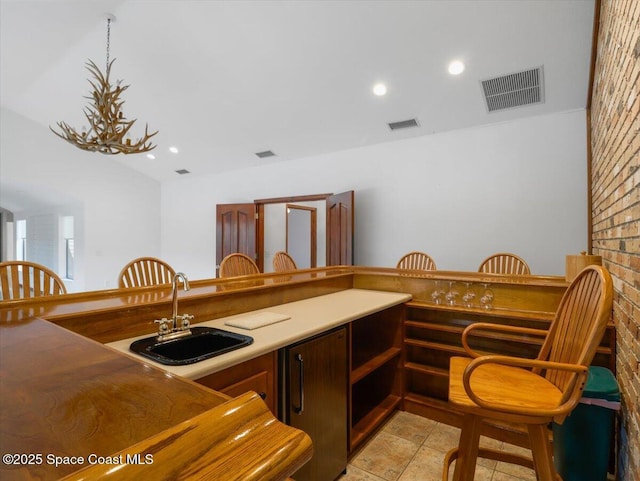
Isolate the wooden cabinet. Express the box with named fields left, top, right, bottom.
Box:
left=348, top=304, right=404, bottom=453
left=195, top=352, right=278, bottom=415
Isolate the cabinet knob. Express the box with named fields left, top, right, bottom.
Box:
left=258, top=391, right=267, bottom=400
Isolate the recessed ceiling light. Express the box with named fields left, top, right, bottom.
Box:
left=146, top=153, right=155, bottom=160
left=169, top=146, right=179, bottom=154
left=373, top=83, right=387, bottom=96
left=448, top=60, right=465, bottom=75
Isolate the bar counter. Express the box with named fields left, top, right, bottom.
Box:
left=0, top=317, right=311, bottom=480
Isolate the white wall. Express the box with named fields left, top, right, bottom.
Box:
left=1, top=108, right=587, bottom=290
left=161, top=110, right=588, bottom=279
left=0, top=108, right=162, bottom=292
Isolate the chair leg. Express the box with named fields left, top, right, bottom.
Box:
left=442, top=448, right=458, bottom=481
left=528, top=424, right=556, bottom=481
left=452, top=414, right=482, bottom=481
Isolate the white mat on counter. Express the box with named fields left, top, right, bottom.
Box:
left=224, top=311, right=291, bottom=330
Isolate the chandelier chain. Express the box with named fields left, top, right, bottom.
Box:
left=106, top=18, right=111, bottom=70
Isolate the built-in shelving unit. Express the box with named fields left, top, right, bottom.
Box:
left=348, top=304, right=404, bottom=453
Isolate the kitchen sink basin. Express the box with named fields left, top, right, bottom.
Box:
left=130, top=326, right=253, bottom=366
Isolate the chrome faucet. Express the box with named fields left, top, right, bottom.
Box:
left=155, top=272, right=194, bottom=341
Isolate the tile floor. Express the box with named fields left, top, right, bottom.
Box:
left=339, top=411, right=537, bottom=481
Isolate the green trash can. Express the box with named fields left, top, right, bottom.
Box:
left=553, top=366, right=620, bottom=481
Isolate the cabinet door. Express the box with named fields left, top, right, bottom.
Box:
left=286, top=328, right=347, bottom=481
left=218, top=371, right=269, bottom=401
left=195, top=352, right=277, bottom=414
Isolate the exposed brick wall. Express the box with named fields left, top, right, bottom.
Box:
left=590, top=1, right=639, bottom=480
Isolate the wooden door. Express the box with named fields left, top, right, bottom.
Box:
left=326, top=191, right=354, bottom=266
left=216, top=203, right=257, bottom=274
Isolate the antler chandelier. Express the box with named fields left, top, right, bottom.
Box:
left=50, top=15, right=157, bottom=155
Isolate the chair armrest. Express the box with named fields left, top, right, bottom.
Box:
left=462, top=355, right=588, bottom=419
left=461, top=322, right=549, bottom=358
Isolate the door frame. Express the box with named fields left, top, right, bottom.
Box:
left=254, top=194, right=331, bottom=272
left=285, top=203, right=318, bottom=269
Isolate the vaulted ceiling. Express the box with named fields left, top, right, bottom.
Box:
left=1, top=0, right=595, bottom=183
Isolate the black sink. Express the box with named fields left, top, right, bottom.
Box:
left=130, top=326, right=253, bottom=366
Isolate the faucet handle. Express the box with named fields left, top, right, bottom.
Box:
left=179, top=314, right=194, bottom=330
left=154, top=318, right=172, bottom=334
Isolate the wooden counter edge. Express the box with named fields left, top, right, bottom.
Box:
left=60, top=391, right=313, bottom=481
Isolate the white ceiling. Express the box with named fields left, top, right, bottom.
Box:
left=1, top=0, right=595, bottom=183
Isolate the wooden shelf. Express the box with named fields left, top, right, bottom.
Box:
left=404, top=362, right=448, bottom=378
left=405, top=392, right=453, bottom=411
left=351, top=347, right=401, bottom=384
left=407, top=319, right=547, bottom=347
left=350, top=394, right=401, bottom=451
left=404, top=338, right=467, bottom=356
left=405, top=320, right=465, bottom=334
left=348, top=305, right=404, bottom=454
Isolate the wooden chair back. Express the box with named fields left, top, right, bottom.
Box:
left=118, top=257, right=176, bottom=288
left=272, top=251, right=298, bottom=272
left=219, top=253, right=260, bottom=278
left=396, top=251, right=437, bottom=271
left=0, top=261, right=67, bottom=300
left=539, top=265, right=612, bottom=400
left=478, top=252, right=530, bottom=275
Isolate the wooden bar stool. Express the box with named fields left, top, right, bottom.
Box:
left=118, top=257, right=175, bottom=288
left=396, top=251, right=437, bottom=271
left=219, top=253, right=259, bottom=278
left=273, top=251, right=297, bottom=272
left=478, top=252, right=531, bottom=275
left=443, top=265, right=612, bottom=481
left=0, top=261, right=67, bottom=300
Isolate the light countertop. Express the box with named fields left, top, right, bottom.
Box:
left=107, top=288, right=412, bottom=380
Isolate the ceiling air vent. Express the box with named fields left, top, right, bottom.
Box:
left=388, top=118, right=420, bottom=131
left=481, top=66, right=544, bottom=112
left=175, top=169, right=190, bottom=175
left=255, top=150, right=276, bottom=158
